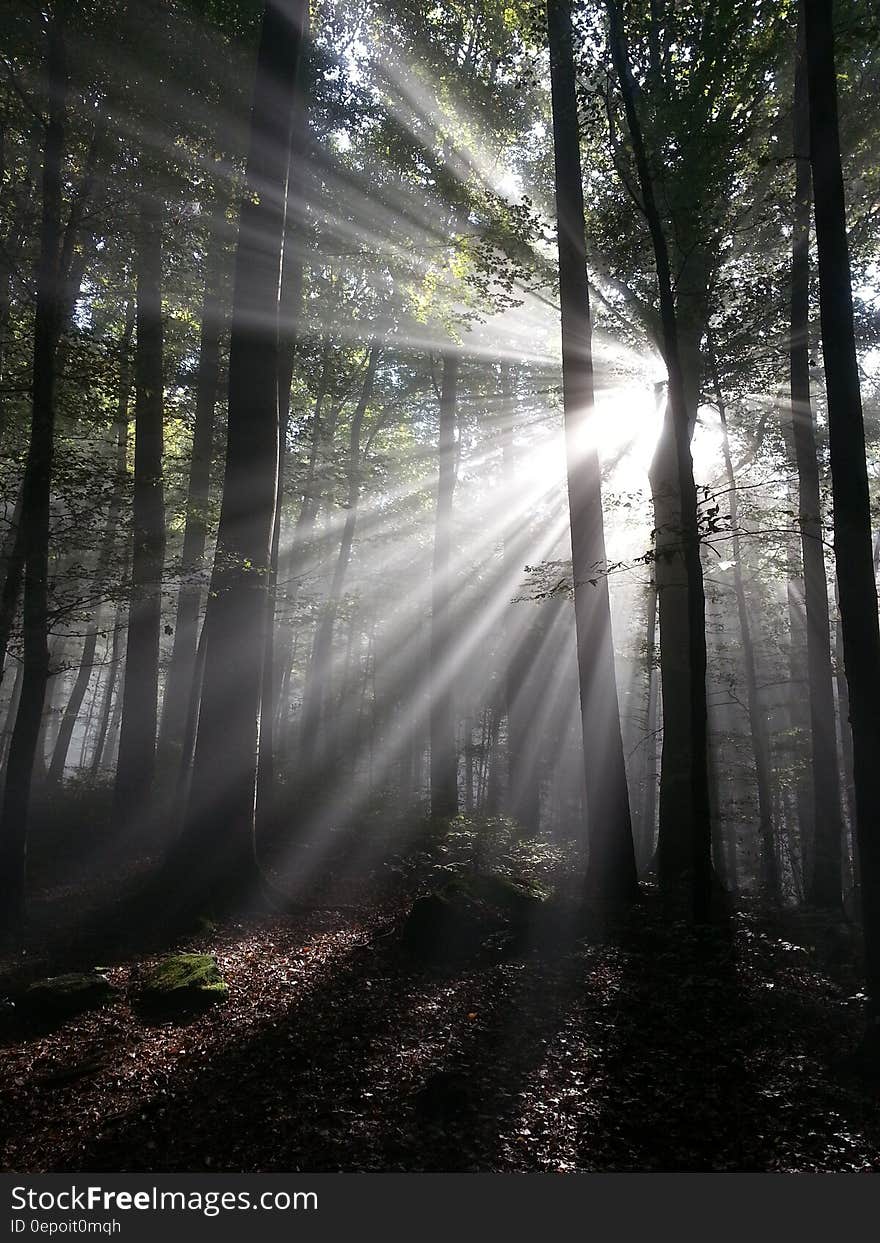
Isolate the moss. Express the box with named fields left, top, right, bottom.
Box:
left=445, top=871, right=550, bottom=910
left=139, top=953, right=228, bottom=1011
left=25, top=971, right=117, bottom=1018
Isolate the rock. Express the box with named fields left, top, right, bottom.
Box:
left=402, top=871, right=549, bottom=965
left=24, top=971, right=117, bottom=1019
left=402, top=891, right=490, bottom=964
left=137, top=953, right=228, bottom=1013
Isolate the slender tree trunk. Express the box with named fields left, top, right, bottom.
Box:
left=0, top=122, right=41, bottom=452
left=497, top=364, right=538, bottom=831
left=158, top=234, right=224, bottom=765
left=608, top=0, right=712, bottom=917
left=0, top=660, right=24, bottom=770
left=176, top=0, right=307, bottom=905
left=172, top=613, right=209, bottom=827
left=787, top=536, right=814, bottom=870
left=0, top=497, right=25, bottom=686
left=709, top=340, right=779, bottom=901
left=48, top=304, right=134, bottom=785
left=0, top=10, right=67, bottom=933
left=835, top=569, right=859, bottom=891
left=640, top=579, right=659, bottom=870
left=256, top=29, right=309, bottom=828
left=299, top=344, right=379, bottom=769
left=429, top=351, right=460, bottom=819
left=804, top=0, right=880, bottom=1035
left=547, top=0, right=637, bottom=900
left=77, top=656, right=100, bottom=768
left=112, top=189, right=166, bottom=831
left=791, top=20, right=844, bottom=908
left=270, top=337, right=332, bottom=747
left=90, top=580, right=126, bottom=778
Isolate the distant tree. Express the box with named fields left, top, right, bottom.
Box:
left=430, top=350, right=460, bottom=819
left=112, top=185, right=166, bottom=833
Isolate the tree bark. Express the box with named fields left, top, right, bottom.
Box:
left=112, top=189, right=166, bottom=831
left=791, top=17, right=844, bottom=908
left=257, top=22, right=309, bottom=826
left=804, top=0, right=880, bottom=1032
left=299, top=344, right=379, bottom=770
left=48, top=304, right=134, bottom=785
left=0, top=9, right=67, bottom=933
left=547, top=0, right=637, bottom=900
left=0, top=492, right=26, bottom=686
left=608, top=0, right=712, bottom=917
left=176, top=0, right=307, bottom=905
left=430, top=351, right=460, bottom=819
left=639, top=579, right=659, bottom=871
left=709, top=338, right=778, bottom=901
left=158, top=230, right=224, bottom=765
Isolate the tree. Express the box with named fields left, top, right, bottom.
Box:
left=299, top=342, right=380, bottom=769
left=112, top=186, right=166, bottom=833
left=708, top=333, right=778, bottom=900
left=429, top=350, right=460, bottom=819
left=47, top=302, right=134, bottom=785
left=547, top=0, right=637, bottom=902
left=803, top=0, right=880, bottom=1042
left=158, top=225, right=225, bottom=770
left=0, top=4, right=68, bottom=933
left=175, top=0, right=308, bottom=908
left=606, top=0, right=713, bottom=916
left=790, top=13, right=844, bottom=909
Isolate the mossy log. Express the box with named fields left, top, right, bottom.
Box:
left=24, top=971, right=117, bottom=1019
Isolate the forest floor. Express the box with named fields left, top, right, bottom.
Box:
left=2, top=863, right=879, bottom=1173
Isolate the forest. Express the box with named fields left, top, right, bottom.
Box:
left=1, top=0, right=879, bottom=1176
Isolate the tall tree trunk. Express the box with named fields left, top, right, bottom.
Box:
left=90, top=576, right=127, bottom=778
left=112, top=189, right=166, bottom=831
left=176, top=0, right=307, bottom=905
left=429, top=352, right=460, bottom=819
left=791, top=19, right=844, bottom=908
left=608, top=0, right=712, bottom=917
left=0, top=10, right=67, bottom=933
left=158, top=231, right=224, bottom=765
left=299, top=344, right=379, bottom=769
left=0, top=121, right=41, bottom=452
left=803, top=0, right=880, bottom=1036
left=256, top=23, right=309, bottom=828
left=709, top=339, right=778, bottom=901
left=0, top=495, right=25, bottom=686
left=0, top=660, right=24, bottom=770
left=786, top=531, right=814, bottom=872
left=497, top=364, right=539, bottom=832
left=547, top=0, right=637, bottom=900
left=835, top=568, right=860, bottom=892
left=640, top=579, right=659, bottom=871
left=48, top=304, right=134, bottom=785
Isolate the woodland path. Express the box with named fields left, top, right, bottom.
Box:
left=2, top=893, right=878, bottom=1173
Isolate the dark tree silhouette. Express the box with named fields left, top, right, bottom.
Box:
left=547, top=0, right=637, bottom=902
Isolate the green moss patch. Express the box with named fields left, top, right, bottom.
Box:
left=137, top=953, right=228, bottom=1013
